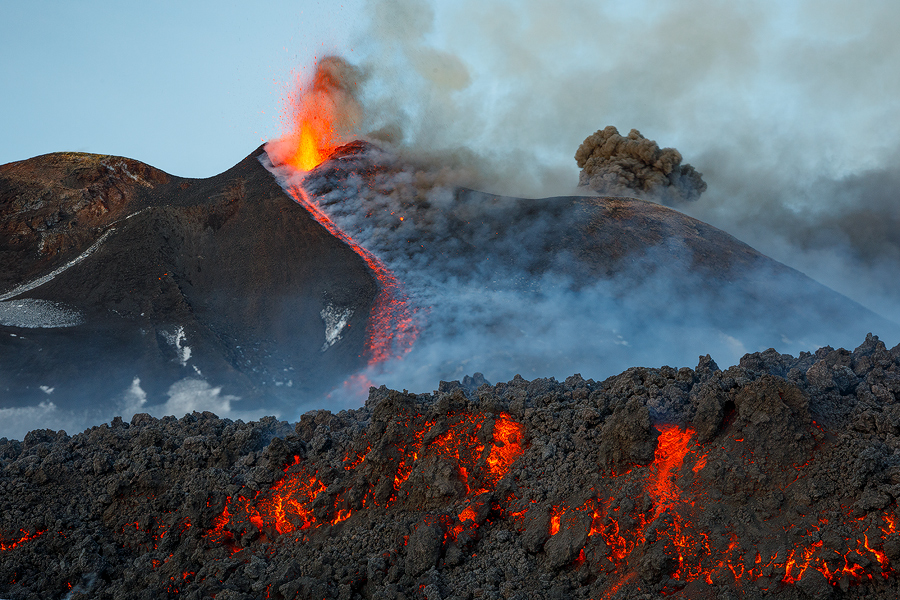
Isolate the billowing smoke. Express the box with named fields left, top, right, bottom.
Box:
left=352, top=0, right=900, bottom=326
left=574, top=126, right=707, bottom=205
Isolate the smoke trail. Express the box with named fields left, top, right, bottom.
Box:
left=352, top=0, right=900, bottom=325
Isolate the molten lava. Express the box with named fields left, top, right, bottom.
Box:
left=287, top=184, right=417, bottom=364
left=279, top=56, right=360, bottom=172
left=196, top=411, right=526, bottom=548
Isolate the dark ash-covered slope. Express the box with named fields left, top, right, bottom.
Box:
left=296, top=141, right=898, bottom=378
left=2, top=139, right=897, bottom=432
left=0, top=147, right=377, bottom=411
left=2, top=335, right=900, bottom=599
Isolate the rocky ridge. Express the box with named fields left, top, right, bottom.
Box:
left=2, top=334, right=900, bottom=599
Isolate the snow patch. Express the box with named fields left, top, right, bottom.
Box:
left=0, top=299, right=83, bottom=328
left=161, top=326, right=192, bottom=366
left=320, top=303, right=353, bottom=351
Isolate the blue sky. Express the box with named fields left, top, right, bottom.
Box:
left=1, top=0, right=366, bottom=176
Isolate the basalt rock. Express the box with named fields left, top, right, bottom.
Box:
left=0, top=147, right=377, bottom=415
left=1, top=334, right=900, bottom=599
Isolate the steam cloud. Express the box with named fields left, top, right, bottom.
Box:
left=354, top=0, right=900, bottom=325
left=575, top=126, right=707, bottom=205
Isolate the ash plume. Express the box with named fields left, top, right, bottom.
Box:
left=354, top=0, right=900, bottom=325
left=575, top=126, right=707, bottom=205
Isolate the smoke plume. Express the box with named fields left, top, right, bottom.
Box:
left=574, top=126, right=707, bottom=205
left=352, top=0, right=900, bottom=326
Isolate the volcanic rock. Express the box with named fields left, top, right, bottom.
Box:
left=0, top=147, right=377, bottom=415
left=1, top=335, right=900, bottom=598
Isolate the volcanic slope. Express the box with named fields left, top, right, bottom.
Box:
left=3, top=335, right=900, bottom=599
left=0, top=147, right=377, bottom=413
left=282, top=141, right=898, bottom=380
left=1, top=140, right=897, bottom=428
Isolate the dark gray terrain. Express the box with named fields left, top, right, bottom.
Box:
left=2, top=334, right=900, bottom=599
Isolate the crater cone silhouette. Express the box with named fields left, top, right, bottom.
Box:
left=0, top=146, right=377, bottom=411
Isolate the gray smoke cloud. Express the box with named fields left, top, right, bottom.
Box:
left=575, top=126, right=706, bottom=205
left=263, top=142, right=891, bottom=414
left=350, top=0, right=900, bottom=325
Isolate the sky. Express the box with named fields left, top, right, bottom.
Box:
left=0, top=0, right=367, bottom=176
left=3, top=0, right=899, bottom=321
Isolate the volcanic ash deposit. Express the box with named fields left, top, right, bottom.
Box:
left=2, top=334, right=900, bottom=600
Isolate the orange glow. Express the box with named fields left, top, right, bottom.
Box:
left=0, top=529, right=44, bottom=551
left=647, top=425, right=693, bottom=518
left=196, top=412, right=527, bottom=546
left=692, top=454, right=707, bottom=473
left=279, top=60, right=354, bottom=172
left=484, top=415, right=526, bottom=486
left=295, top=124, right=327, bottom=171
left=549, top=509, right=564, bottom=536
left=458, top=506, right=477, bottom=524
left=288, top=185, right=418, bottom=364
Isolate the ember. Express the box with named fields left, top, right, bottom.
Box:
left=2, top=336, right=900, bottom=599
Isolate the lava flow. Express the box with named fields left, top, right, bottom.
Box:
left=525, top=423, right=900, bottom=595
left=275, top=57, right=417, bottom=364
left=202, top=412, right=525, bottom=546
left=288, top=184, right=417, bottom=364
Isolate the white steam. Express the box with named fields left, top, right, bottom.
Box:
left=0, top=377, right=276, bottom=441
left=353, top=0, right=900, bottom=323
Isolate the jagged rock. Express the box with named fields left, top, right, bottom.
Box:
left=3, top=335, right=900, bottom=599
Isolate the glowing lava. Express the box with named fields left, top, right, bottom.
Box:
left=279, top=56, right=361, bottom=172
left=198, top=412, right=526, bottom=546
left=0, top=530, right=44, bottom=551
left=287, top=184, right=417, bottom=364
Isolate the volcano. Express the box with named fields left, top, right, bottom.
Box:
left=2, top=140, right=900, bottom=598
left=0, top=146, right=378, bottom=418
left=1, top=141, right=897, bottom=436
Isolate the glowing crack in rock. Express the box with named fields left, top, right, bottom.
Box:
left=196, top=412, right=525, bottom=548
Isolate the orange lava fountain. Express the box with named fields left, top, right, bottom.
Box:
left=274, top=57, right=418, bottom=364
left=279, top=57, right=360, bottom=172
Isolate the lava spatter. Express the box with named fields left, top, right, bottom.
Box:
left=192, top=411, right=526, bottom=547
